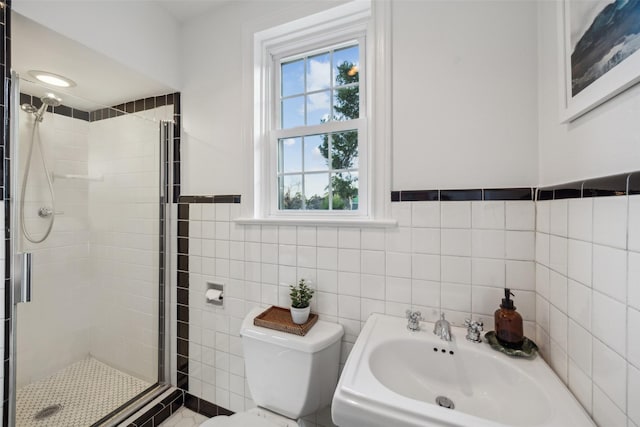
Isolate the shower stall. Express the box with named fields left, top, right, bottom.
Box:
left=6, top=12, right=176, bottom=426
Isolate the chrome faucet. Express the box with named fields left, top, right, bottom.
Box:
left=405, top=310, right=422, bottom=331
left=433, top=313, right=452, bottom=341
left=464, top=318, right=484, bottom=343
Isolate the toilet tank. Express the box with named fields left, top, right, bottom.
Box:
left=240, top=307, right=344, bottom=419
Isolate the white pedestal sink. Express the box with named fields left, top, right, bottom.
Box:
left=332, top=313, right=595, bottom=427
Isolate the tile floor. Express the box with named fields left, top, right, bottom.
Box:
left=159, top=406, right=209, bottom=426
left=16, top=357, right=151, bottom=426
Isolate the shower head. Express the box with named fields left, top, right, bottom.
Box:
left=34, top=93, right=62, bottom=122
left=40, top=93, right=62, bottom=107
left=21, top=94, right=63, bottom=122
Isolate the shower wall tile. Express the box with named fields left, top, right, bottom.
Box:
left=86, top=104, right=173, bottom=384
left=16, top=110, right=92, bottom=387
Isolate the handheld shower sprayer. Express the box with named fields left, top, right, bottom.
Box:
left=19, top=93, right=62, bottom=243
left=21, top=93, right=62, bottom=122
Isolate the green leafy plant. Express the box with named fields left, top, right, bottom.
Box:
left=289, top=279, right=314, bottom=309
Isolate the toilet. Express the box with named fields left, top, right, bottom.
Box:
left=201, top=307, right=344, bottom=426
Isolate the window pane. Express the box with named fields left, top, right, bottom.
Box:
left=279, top=175, right=303, bottom=210
left=281, top=59, right=304, bottom=97
left=281, top=96, right=304, bottom=129
left=331, top=171, right=358, bottom=211
left=333, top=86, right=359, bottom=121
left=330, top=130, right=358, bottom=170
left=306, top=91, right=331, bottom=125
left=334, top=45, right=359, bottom=85
left=304, top=135, right=328, bottom=171
left=304, top=173, right=329, bottom=210
left=279, top=137, right=302, bottom=173
left=306, top=53, right=330, bottom=91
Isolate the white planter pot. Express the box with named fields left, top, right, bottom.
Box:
left=290, top=306, right=311, bottom=324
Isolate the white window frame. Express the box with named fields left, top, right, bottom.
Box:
left=272, top=37, right=367, bottom=217
left=238, top=1, right=394, bottom=227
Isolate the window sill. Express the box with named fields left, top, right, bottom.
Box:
left=234, top=217, right=397, bottom=228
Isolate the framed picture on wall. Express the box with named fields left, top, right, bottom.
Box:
left=559, top=0, right=640, bottom=122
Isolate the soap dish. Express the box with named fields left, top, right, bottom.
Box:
left=484, top=331, right=538, bottom=358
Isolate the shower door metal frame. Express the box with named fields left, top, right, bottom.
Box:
left=8, top=69, right=22, bottom=427
left=7, top=72, right=175, bottom=426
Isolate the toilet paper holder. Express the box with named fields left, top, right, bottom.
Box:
left=206, top=282, right=224, bottom=306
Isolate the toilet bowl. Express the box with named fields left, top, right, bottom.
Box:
left=200, top=307, right=344, bottom=426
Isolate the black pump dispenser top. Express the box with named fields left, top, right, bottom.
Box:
left=501, top=288, right=515, bottom=310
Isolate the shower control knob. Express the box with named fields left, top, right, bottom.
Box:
left=38, top=207, right=54, bottom=218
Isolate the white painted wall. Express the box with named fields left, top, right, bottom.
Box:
left=392, top=0, right=538, bottom=190
left=179, top=0, right=539, bottom=196
left=180, top=0, right=348, bottom=196
left=12, top=1, right=181, bottom=90
left=537, top=1, right=640, bottom=187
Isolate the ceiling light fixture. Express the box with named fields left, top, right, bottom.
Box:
left=28, top=70, right=76, bottom=88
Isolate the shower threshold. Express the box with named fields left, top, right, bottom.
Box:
left=16, top=357, right=152, bottom=426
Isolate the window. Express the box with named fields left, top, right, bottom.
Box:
left=275, top=42, right=364, bottom=212
left=244, top=1, right=393, bottom=225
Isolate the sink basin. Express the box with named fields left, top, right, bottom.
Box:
left=332, top=314, right=595, bottom=427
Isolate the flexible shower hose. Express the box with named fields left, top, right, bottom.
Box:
left=20, top=117, right=56, bottom=243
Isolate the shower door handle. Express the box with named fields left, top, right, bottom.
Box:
left=14, top=252, right=32, bottom=304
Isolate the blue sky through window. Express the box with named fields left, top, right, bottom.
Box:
left=278, top=42, right=360, bottom=210
left=281, top=43, right=359, bottom=129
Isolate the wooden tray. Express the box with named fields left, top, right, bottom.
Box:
left=254, top=306, right=318, bottom=336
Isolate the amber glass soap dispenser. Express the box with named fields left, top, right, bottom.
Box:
left=494, top=288, right=524, bottom=349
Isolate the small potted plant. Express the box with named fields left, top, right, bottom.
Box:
left=289, top=278, right=314, bottom=324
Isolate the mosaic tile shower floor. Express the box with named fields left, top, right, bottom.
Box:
left=16, top=357, right=152, bottom=426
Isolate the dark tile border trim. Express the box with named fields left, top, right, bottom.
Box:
left=391, top=172, right=640, bottom=202
left=399, top=190, right=438, bottom=202
left=20, top=92, right=90, bottom=121
left=441, top=189, right=482, bottom=201
left=178, top=195, right=241, bottom=204
left=3, top=3, right=12, bottom=426
left=176, top=204, right=189, bottom=391
left=391, top=188, right=534, bottom=202
left=127, top=389, right=184, bottom=427
left=90, top=93, right=177, bottom=123
left=184, top=393, right=234, bottom=418
left=19, top=92, right=180, bottom=124
left=537, top=171, right=639, bottom=200
left=630, top=173, right=640, bottom=195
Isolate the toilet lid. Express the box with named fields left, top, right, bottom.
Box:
left=200, top=412, right=284, bottom=427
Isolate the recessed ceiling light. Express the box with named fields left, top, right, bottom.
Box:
left=28, top=70, right=76, bottom=88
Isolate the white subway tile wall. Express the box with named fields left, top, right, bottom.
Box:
left=87, top=107, right=173, bottom=382
left=183, top=200, right=536, bottom=414
left=16, top=111, right=92, bottom=387
left=536, top=196, right=640, bottom=426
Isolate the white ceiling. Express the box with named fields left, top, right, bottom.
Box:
left=12, top=12, right=175, bottom=112
left=13, top=1, right=240, bottom=112
left=154, top=0, right=233, bottom=23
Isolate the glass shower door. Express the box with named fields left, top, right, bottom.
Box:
left=10, top=74, right=170, bottom=426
